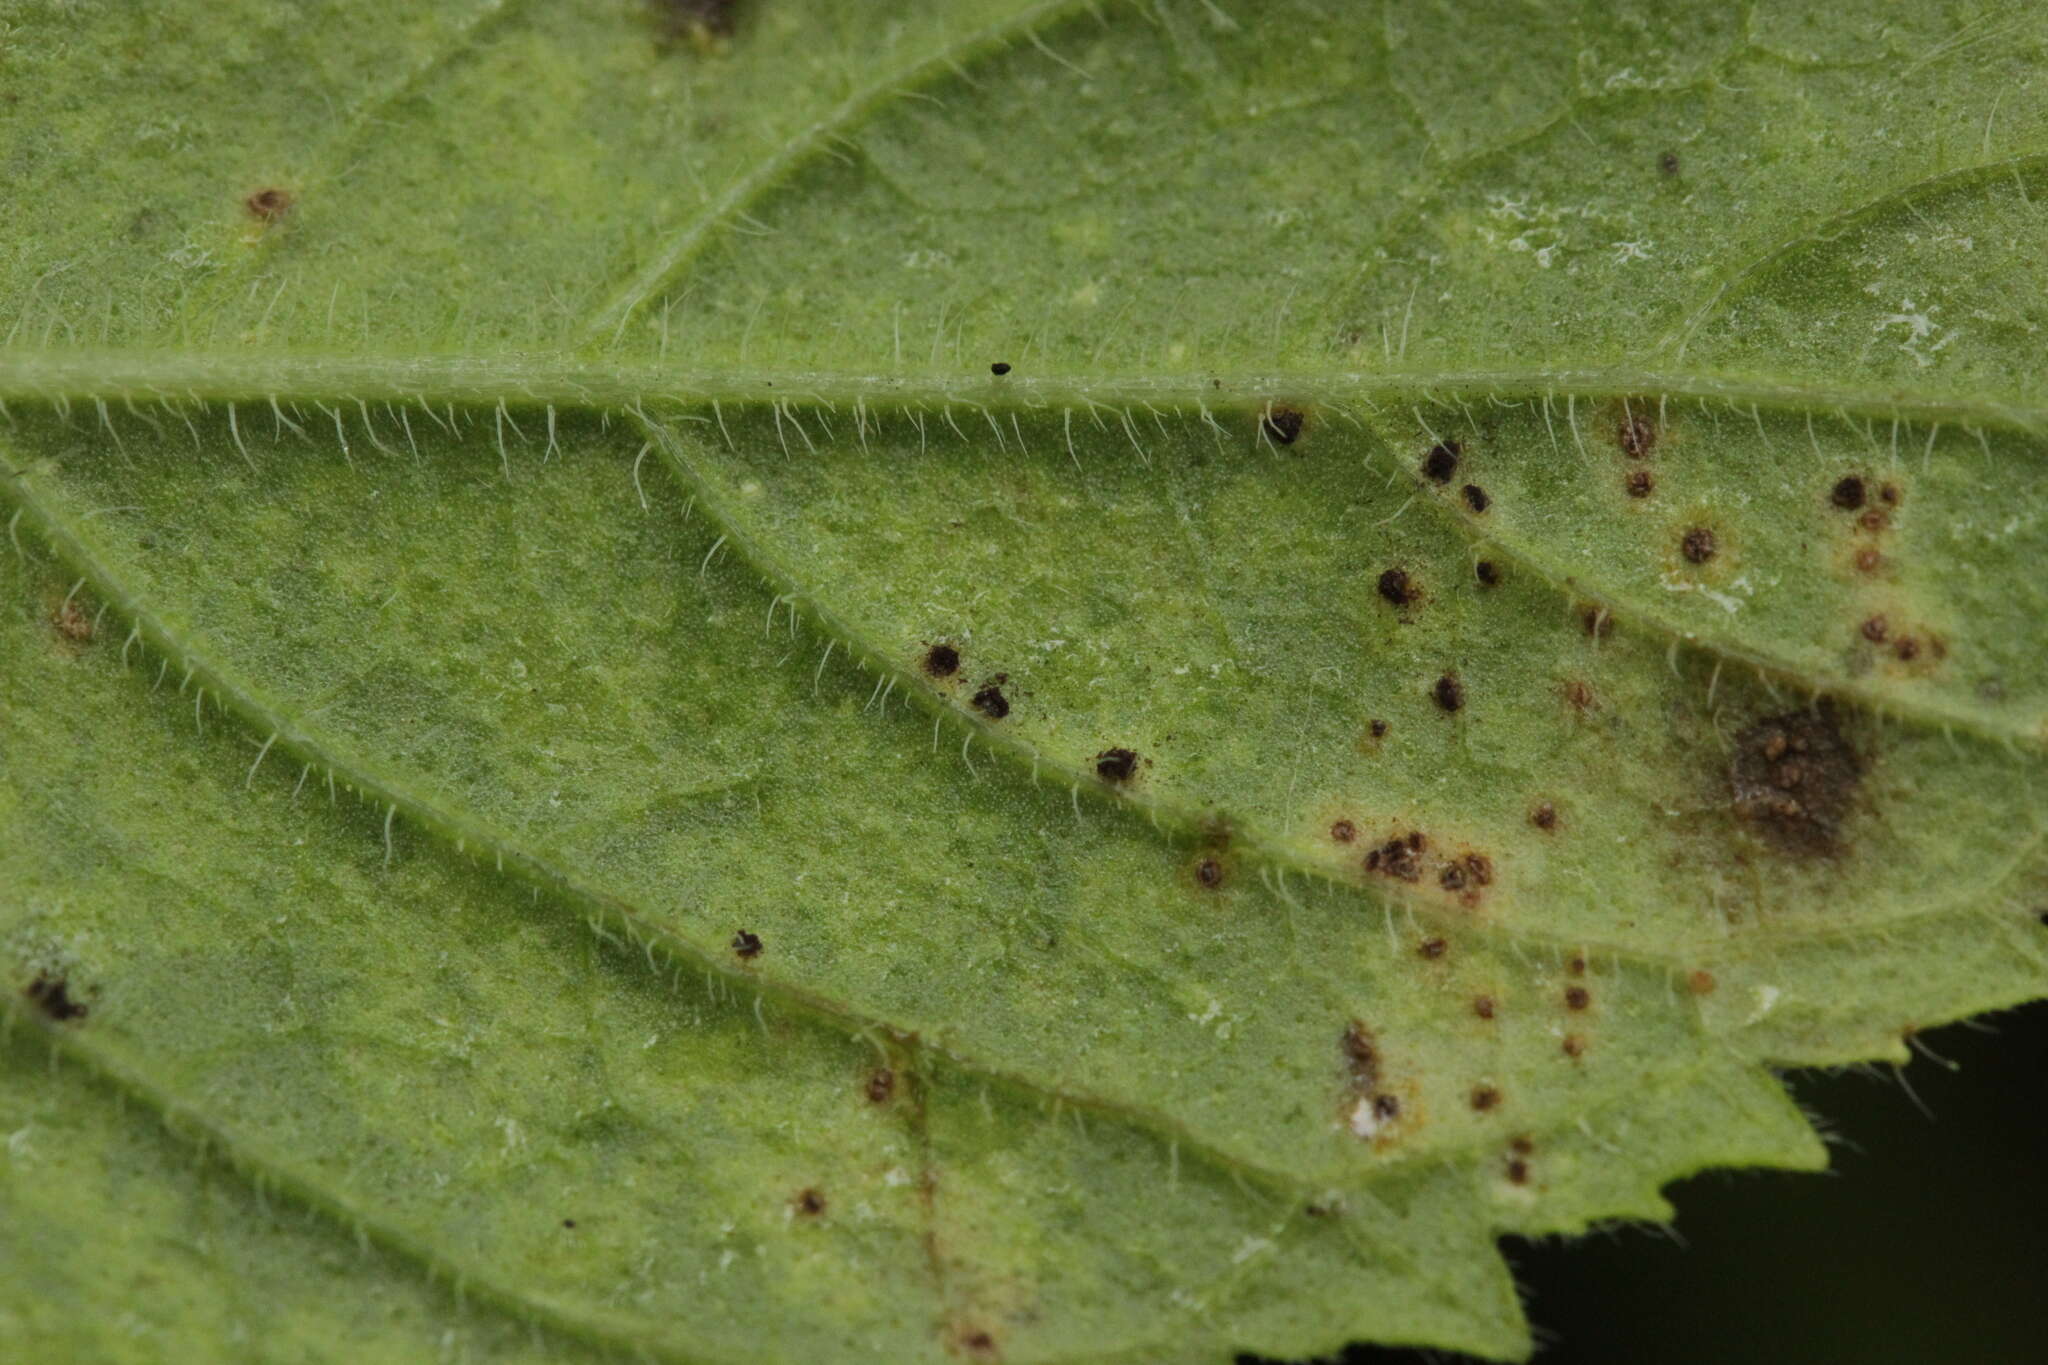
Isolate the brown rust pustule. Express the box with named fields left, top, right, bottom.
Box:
left=1730, top=703, right=1864, bottom=857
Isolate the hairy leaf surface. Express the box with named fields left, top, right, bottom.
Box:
left=3, top=2, right=2046, bottom=1360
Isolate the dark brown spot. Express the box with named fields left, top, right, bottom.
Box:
left=731, top=929, right=763, bottom=960
left=1368, top=718, right=1389, bottom=739
left=1439, top=861, right=1467, bottom=892
left=1564, top=986, right=1591, bottom=1011
left=1371, top=1093, right=1401, bottom=1121
left=1659, top=150, right=1680, bottom=176
left=794, top=1187, right=827, bottom=1216
left=1475, top=560, right=1500, bottom=587
left=1625, top=469, right=1655, bottom=498
left=25, top=974, right=87, bottom=1022
left=1561, top=1034, right=1586, bottom=1059
left=1262, top=406, right=1305, bottom=445
left=1365, top=833, right=1425, bottom=882
left=1330, top=819, right=1358, bottom=844
left=1681, top=527, right=1717, bottom=564
left=1894, top=636, right=1920, bottom=662
left=1506, top=1159, right=1531, bottom=1185
left=1440, top=853, right=1494, bottom=895
left=1730, top=703, right=1863, bottom=858
left=1194, top=856, right=1226, bottom=890
left=1580, top=605, right=1613, bottom=639
left=1855, top=548, right=1883, bottom=574
left=1618, top=413, right=1657, bottom=459
left=866, top=1068, right=896, bottom=1104
left=1473, top=995, right=1497, bottom=1020
left=1461, top=484, right=1491, bottom=513
left=970, top=677, right=1010, bottom=720
left=1531, top=802, right=1558, bottom=831
left=1858, top=508, right=1889, bottom=533
left=1567, top=955, right=1587, bottom=977
left=1860, top=615, right=1888, bottom=644
left=1422, top=441, right=1461, bottom=483
left=1831, top=475, right=1867, bottom=511
left=1432, top=673, right=1464, bottom=712
left=958, top=1328, right=1000, bottom=1361
left=1509, top=1135, right=1535, bottom=1156
left=562, top=1219, right=577, bottom=1228
left=1419, top=937, right=1448, bottom=960
left=922, top=643, right=961, bottom=678
left=244, top=187, right=292, bottom=221
left=989, top=361, right=1012, bottom=376
left=1565, top=679, right=1595, bottom=711
left=1880, top=483, right=1902, bottom=506
left=1341, top=1021, right=1379, bottom=1089
left=1377, top=567, right=1418, bottom=607
left=1687, top=969, right=1718, bottom=995
left=653, top=0, right=740, bottom=41
left=1095, top=747, right=1140, bottom=783
left=1470, top=1085, right=1501, bottom=1112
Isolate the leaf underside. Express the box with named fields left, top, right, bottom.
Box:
left=3, top=2, right=2046, bottom=1360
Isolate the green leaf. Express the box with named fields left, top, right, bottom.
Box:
left=3, top=1, right=2045, bottom=1359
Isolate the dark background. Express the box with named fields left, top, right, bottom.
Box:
left=1250, top=1000, right=2048, bottom=1365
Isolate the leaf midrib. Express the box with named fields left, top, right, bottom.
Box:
left=5, top=351, right=2045, bottom=434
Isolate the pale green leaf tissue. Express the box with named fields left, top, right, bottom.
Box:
left=3, top=1, right=2045, bottom=1360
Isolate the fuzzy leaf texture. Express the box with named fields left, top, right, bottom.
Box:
left=3, top=1, right=2047, bottom=1360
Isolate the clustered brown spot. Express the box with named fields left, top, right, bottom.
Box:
left=1625, top=469, right=1655, bottom=498
left=1194, top=856, right=1226, bottom=890
left=1330, top=818, right=1358, bottom=844
left=970, top=676, right=1010, bottom=719
left=1473, top=995, right=1497, bottom=1020
left=1730, top=704, right=1863, bottom=857
left=794, top=1187, right=827, bottom=1216
left=1461, top=484, right=1491, bottom=513
left=1432, top=673, right=1465, bottom=712
left=25, top=973, right=87, bottom=1022
left=923, top=642, right=961, bottom=678
left=1831, top=475, right=1867, bottom=511
left=1437, top=853, right=1494, bottom=894
left=1470, top=1085, right=1502, bottom=1112
left=1262, top=406, right=1305, bottom=445
left=1564, top=986, right=1591, bottom=1011
left=731, top=929, right=764, bottom=959
left=1094, top=747, right=1140, bottom=783
left=1422, top=441, right=1461, bottom=483
left=1618, top=413, right=1657, bottom=459
left=1377, top=567, right=1419, bottom=607
left=1530, top=802, right=1558, bottom=831
left=1365, top=831, right=1427, bottom=882
left=1681, top=527, right=1717, bottom=564
left=244, top=187, right=292, bottom=221
left=866, top=1068, right=896, bottom=1104
left=1475, top=560, right=1500, bottom=587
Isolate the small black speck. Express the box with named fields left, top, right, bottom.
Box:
left=1461, top=484, right=1490, bottom=513
left=562, top=1219, right=577, bottom=1229
left=1659, top=150, right=1680, bottom=176
left=970, top=679, right=1010, bottom=720
left=731, top=929, right=763, bottom=960
left=1432, top=673, right=1464, bottom=713
left=1832, top=475, right=1867, bottom=511
left=1377, top=568, right=1417, bottom=607
left=990, top=361, right=1012, bottom=376
left=1422, top=442, right=1460, bottom=483
left=26, top=974, right=87, bottom=1022
left=1475, top=560, right=1500, bottom=587
left=1095, top=747, right=1140, bottom=783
